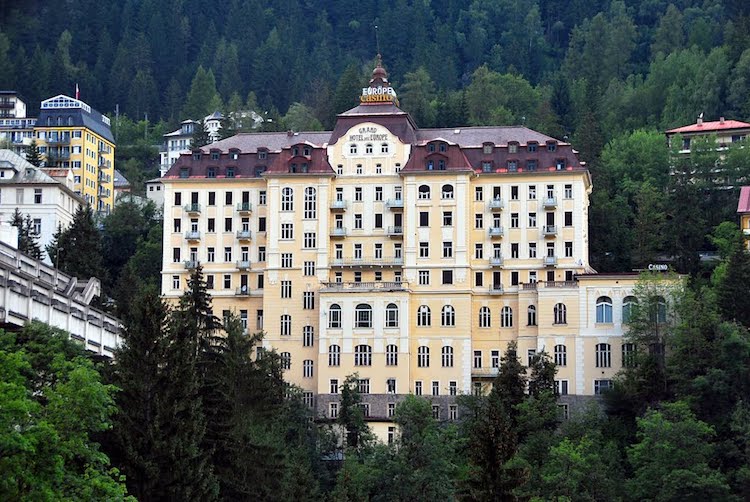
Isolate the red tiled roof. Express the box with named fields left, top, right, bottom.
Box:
left=738, top=186, right=750, bottom=213
left=666, top=119, right=750, bottom=134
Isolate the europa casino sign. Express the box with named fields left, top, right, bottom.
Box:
left=361, top=85, right=399, bottom=105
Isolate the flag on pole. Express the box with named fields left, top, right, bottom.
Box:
left=75, top=83, right=80, bottom=100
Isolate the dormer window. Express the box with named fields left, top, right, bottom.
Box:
left=258, top=150, right=267, bottom=160
left=211, top=151, right=220, bottom=160
left=507, top=160, right=518, bottom=172
left=381, top=143, right=389, bottom=153
left=366, top=143, right=373, bottom=154
left=350, top=144, right=358, bottom=154
left=438, top=159, right=446, bottom=170
left=439, top=143, right=447, bottom=152
left=230, top=152, right=239, bottom=160
left=207, top=167, right=216, bottom=178
left=180, top=167, right=189, bottom=178
left=290, top=163, right=297, bottom=173
left=192, top=152, right=202, bottom=160
left=527, top=142, right=538, bottom=152
left=482, top=162, right=493, bottom=173
left=426, top=160, right=434, bottom=170
left=303, top=146, right=311, bottom=156
left=508, top=142, right=519, bottom=154
left=547, top=141, right=557, bottom=152
left=527, top=159, right=537, bottom=171
left=483, top=143, right=494, bottom=154
left=292, top=147, right=299, bottom=156
left=226, top=167, right=235, bottom=178
left=428, top=143, right=436, bottom=153
left=556, top=159, right=566, bottom=170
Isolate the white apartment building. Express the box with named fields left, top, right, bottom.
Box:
left=159, top=112, right=223, bottom=176
left=0, top=92, right=36, bottom=157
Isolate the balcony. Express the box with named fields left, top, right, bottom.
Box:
left=330, top=257, right=404, bottom=267
left=236, top=260, right=251, bottom=270
left=0, top=100, right=14, bottom=108
left=387, top=226, right=403, bottom=237
left=330, top=200, right=348, bottom=211
left=489, top=284, right=504, bottom=294
left=99, top=144, right=111, bottom=154
left=472, top=367, right=500, bottom=378
left=543, top=197, right=557, bottom=208
left=488, top=226, right=504, bottom=238
left=544, top=256, right=557, bottom=266
left=330, top=227, right=347, bottom=237
left=185, top=231, right=201, bottom=241
left=488, top=198, right=504, bottom=211
left=236, top=230, right=252, bottom=240
left=320, top=281, right=406, bottom=292
left=47, top=136, right=70, bottom=145
left=543, top=225, right=557, bottom=236
left=385, top=199, right=404, bottom=210
left=184, top=260, right=198, bottom=269
left=47, top=150, right=70, bottom=160
left=183, top=203, right=201, bottom=214
left=236, top=202, right=253, bottom=213
left=235, top=286, right=262, bottom=296
left=489, top=256, right=504, bottom=267
left=542, top=280, right=577, bottom=288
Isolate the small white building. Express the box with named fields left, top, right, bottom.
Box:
left=0, top=92, right=36, bottom=157
left=145, top=177, right=164, bottom=208
left=159, top=112, right=224, bottom=176
left=0, top=150, right=83, bottom=263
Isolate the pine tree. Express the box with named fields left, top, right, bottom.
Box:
left=9, top=209, right=43, bottom=260
left=26, top=139, right=43, bottom=167
left=191, top=119, right=211, bottom=149
left=46, top=205, right=106, bottom=282
left=338, top=374, right=371, bottom=450
left=717, top=241, right=750, bottom=327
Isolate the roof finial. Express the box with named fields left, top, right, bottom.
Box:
left=375, top=23, right=381, bottom=58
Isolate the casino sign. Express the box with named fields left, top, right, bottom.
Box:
left=361, top=85, right=399, bottom=105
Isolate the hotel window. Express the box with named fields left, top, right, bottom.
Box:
left=418, top=270, right=430, bottom=285
left=374, top=213, right=383, bottom=228
left=223, top=274, right=231, bottom=289
left=280, top=315, right=291, bottom=336
left=475, top=213, right=483, bottom=228
left=280, top=352, right=291, bottom=370
left=449, top=381, right=457, bottom=396
left=34, top=188, right=42, bottom=204
left=303, top=232, right=316, bottom=249
left=258, top=217, right=266, bottom=232
left=281, top=223, right=293, bottom=239
left=328, top=345, right=341, bottom=366
left=172, top=275, right=180, bottom=289
left=415, top=381, right=423, bottom=396
left=394, top=243, right=402, bottom=259
left=596, top=296, right=613, bottom=323
left=355, top=187, right=363, bottom=201
left=381, top=142, right=390, bottom=153
left=357, top=379, right=370, bottom=395
left=432, top=382, right=440, bottom=397
left=491, top=350, right=500, bottom=368
left=554, top=303, right=567, bottom=324
left=303, top=326, right=314, bottom=346
left=595, top=343, right=612, bottom=368
left=501, top=306, right=513, bottom=328
left=443, top=211, right=453, bottom=226
left=281, top=187, right=293, bottom=211
left=387, top=378, right=397, bottom=394
left=511, top=243, right=519, bottom=258
left=174, top=192, right=182, bottom=205
left=337, top=165, right=343, bottom=175
left=528, top=141, right=538, bottom=152
left=475, top=243, right=484, bottom=259
left=511, top=213, right=519, bottom=228
left=330, top=403, right=339, bottom=419
left=417, top=346, right=430, bottom=367
left=224, top=218, right=233, bottom=232
left=328, top=304, right=342, bottom=328
left=442, top=346, right=454, bottom=367
left=565, top=241, right=573, bottom=257
left=527, top=159, right=538, bottom=171
left=330, top=379, right=339, bottom=394
left=355, top=345, right=372, bottom=366
left=375, top=186, right=383, bottom=200
left=594, top=379, right=612, bottom=395
left=475, top=186, right=483, bottom=201
left=355, top=304, right=372, bottom=328
left=441, top=305, right=455, bottom=326
left=556, top=158, right=565, bottom=170
left=224, top=191, right=232, bottom=205
left=365, top=143, right=373, bottom=154
left=207, top=167, right=216, bottom=178
left=555, top=380, right=569, bottom=396
left=303, top=261, right=315, bottom=276
left=280, top=281, right=292, bottom=298
left=507, top=160, right=518, bottom=171
left=479, top=307, right=491, bottom=327
left=547, top=141, right=557, bottom=152
left=622, top=296, right=637, bottom=324
left=258, top=247, right=266, bottom=262
left=385, top=303, right=399, bottom=327
left=354, top=214, right=362, bottom=229
left=554, top=344, right=567, bottom=366
left=417, top=305, right=431, bottom=326
left=529, top=213, right=537, bottom=227
left=473, top=351, right=482, bottom=369
left=354, top=244, right=362, bottom=259
left=281, top=253, right=293, bottom=268
left=511, top=186, right=519, bottom=200
left=418, top=184, right=431, bottom=199
left=303, top=360, right=313, bottom=378
left=528, top=185, right=537, bottom=199
left=449, top=405, right=457, bottom=421
left=258, top=190, right=266, bottom=205
left=304, top=187, right=316, bottom=218
left=388, top=403, right=396, bottom=418
left=564, top=211, right=573, bottom=226
left=303, top=292, right=314, bottom=310
left=442, top=270, right=453, bottom=285
left=564, top=184, right=573, bottom=198
left=483, top=143, right=493, bottom=154
left=207, top=248, right=215, bottom=262
left=443, top=241, right=453, bottom=258
left=386, top=344, right=398, bottom=366
left=622, top=342, right=636, bottom=368
left=349, top=144, right=357, bottom=154
left=224, top=247, right=232, bottom=262
left=356, top=164, right=363, bottom=174
left=529, top=243, right=537, bottom=258
left=374, top=243, right=383, bottom=259
left=442, top=184, right=454, bottom=199
left=475, top=271, right=484, bottom=286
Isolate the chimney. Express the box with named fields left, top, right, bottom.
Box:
left=697, top=116, right=703, bottom=125
left=720, top=117, right=725, bottom=124
left=287, top=130, right=294, bottom=137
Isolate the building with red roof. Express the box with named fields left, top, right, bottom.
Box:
left=738, top=186, right=750, bottom=249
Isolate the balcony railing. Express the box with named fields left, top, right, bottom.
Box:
left=489, top=256, right=504, bottom=266
left=320, top=281, right=406, bottom=292
left=330, top=200, right=348, bottom=210
left=236, top=230, right=252, bottom=240
left=236, top=260, right=251, bottom=270
left=184, top=203, right=201, bottom=213
left=543, top=225, right=557, bottom=236
left=47, top=136, right=70, bottom=145
left=542, top=280, right=577, bottom=288
left=488, top=198, right=504, bottom=210
left=235, top=286, right=262, bottom=296
left=543, top=197, right=557, bottom=208
left=184, top=260, right=198, bottom=269
left=544, top=256, right=557, bottom=266
left=472, top=367, right=500, bottom=377
left=185, top=231, right=201, bottom=240
left=387, top=226, right=403, bottom=236
left=488, top=226, right=504, bottom=237
left=236, top=202, right=253, bottom=213
left=330, top=257, right=404, bottom=267
left=330, top=227, right=347, bottom=237
left=385, top=199, right=404, bottom=209
left=489, top=285, right=504, bottom=294
left=522, top=282, right=538, bottom=290
left=47, top=150, right=70, bottom=160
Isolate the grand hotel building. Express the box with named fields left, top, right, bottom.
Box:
left=160, top=61, right=642, bottom=436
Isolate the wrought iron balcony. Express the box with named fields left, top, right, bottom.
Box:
left=488, top=226, right=504, bottom=237
left=387, top=226, right=403, bottom=236
left=330, top=200, right=348, bottom=210
left=543, top=225, right=557, bottom=236
left=236, top=230, right=252, bottom=240
left=330, top=227, right=347, bottom=237
left=489, top=256, right=504, bottom=266
left=185, top=231, right=201, bottom=241
left=488, top=198, right=504, bottom=210
left=544, top=256, right=557, bottom=266
left=183, top=203, right=201, bottom=214
left=184, top=260, right=198, bottom=269
left=236, top=260, right=251, bottom=270
left=385, top=199, right=404, bottom=209
left=543, top=197, right=557, bottom=208
left=236, top=202, right=253, bottom=213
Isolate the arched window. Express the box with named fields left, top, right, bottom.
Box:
left=418, top=184, right=431, bottom=199
left=355, top=303, right=372, bottom=328
left=355, top=344, right=372, bottom=366
left=622, top=296, right=637, bottom=324
left=653, top=296, right=667, bottom=323
left=381, top=142, right=389, bottom=154
left=527, top=305, right=537, bottom=326
left=595, top=343, right=611, bottom=368
left=554, top=344, right=567, bottom=366
left=385, top=303, right=399, bottom=328
left=441, top=305, right=455, bottom=327
left=442, top=346, right=454, bottom=367
left=280, top=352, right=291, bottom=370
left=280, top=314, right=291, bottom=336
left=365, top=143, right=373, bottom=154
left=554, top=303, right=567, bottom=325
left=328, top=304, right=341, bottom=328
left=386, top=344, right=398, bottom=366
left=328, top=345, right=341, bottom=366
left=417, top=346, right=430, bottom=367
left=501, top=306, right=513, bottom=328
left=596, top=296, right=613, bottom=323
left=439, top=142, right=447, bottom=152
left=622, top=343, right=636, bottom=368
left=350, top=144, right=358, bottom=154
left=281, top=187, right=294, bottom=211
left=428, top=143, right=436, bottom=153
left=417, top=305, right=431, bottom=327
left=479, top=306, right=491, bottom=328
left=441, top=184, right=454, bottom=199
left=303, top=359, right=313, bottom=378
left=304, top=187, right=316, bottom=219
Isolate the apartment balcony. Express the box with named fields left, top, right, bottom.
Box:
left=98, top=173, right=111, bottom=183
left=236, top=260, right=251, bottom=270
left=488, top=226, right=504, bottom=238
left=543, top=197, right=557, bottom=208
left=489, top=256, right=504, bottom=267
left=521, top=282, right=538, bottom=291
left=488, top=198, right=504, bottom=211
left=330, top=257, right=404, bottom=268
left=544, top=256, right=557, bottom=266
left=236, top=202, right=253, bottom=213
left=98, top=157, right=108, bottom=167
left=330, top=227, right=347, bottom=237
left=184, top=260, right=198, bottom=269
left=97, top=186, right=111, bottom=197
left=472, top=367, right=500, bottom=378
left=183, top=203, right=201, bottom=214
left=185, top=231, right=201, bottom=241
left=0, top=100, right=14, bottom=108
left=47, top=150, right=70, bottom=160
left=542, top=280, right=577, bottom=289
left=47, top=136, right=70, bottom=145
left=236, top=230, right=252, bottom=240
left=543, top=225, right=557, bottom=236
left=330, top=200, right=348, bottom=211
left=99, top=144, right=111, bottom=154
left=235, top=286, right=262, bottom=296
left=385, top=199, right=404, bottom=210
left=320, top=281, right=407, bottom=292
left=489, top=284, right=504, bottom=294
left=387, top=226, right=403, bottom=237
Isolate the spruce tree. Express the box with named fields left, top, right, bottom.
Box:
left=46, top=205, right=106, bottom=282
left=191, top=119, right=211, bottom=148
left=717, top=241, right=750, bottom=328
left=26, top=139, right=43, bottom=167
left=9, top=209, right=43, bottom=260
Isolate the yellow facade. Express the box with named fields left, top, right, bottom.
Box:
left=34, top=95, right=116, bottom=214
